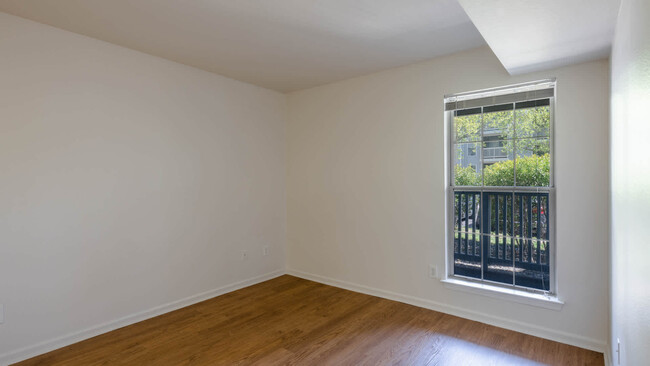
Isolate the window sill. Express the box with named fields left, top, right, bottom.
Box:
left=441, top=278, right=564, bottom=311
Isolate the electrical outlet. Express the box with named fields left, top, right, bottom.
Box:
left=429, top=265, right=438, bottom=279
left=241, top=250, right=248, bottom=260
left=616, top=338, right=621, bottom=364
left=263, top=246, right=269, bottom=256
left=0, top=303, right=4, bottom=324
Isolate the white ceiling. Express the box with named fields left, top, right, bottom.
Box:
left=0, top=0, right=485, bottom=92
left=457, top=0, right=621, bottom=75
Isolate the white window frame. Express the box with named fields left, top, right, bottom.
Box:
left=442, top=79, right=562, bottom=309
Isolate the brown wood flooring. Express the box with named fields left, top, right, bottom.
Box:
left=14, top=275, right=603, bottom=365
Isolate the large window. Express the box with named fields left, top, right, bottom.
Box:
left=445, top=80, right=555, bottom=294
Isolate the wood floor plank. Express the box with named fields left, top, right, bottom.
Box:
left=12, top=275, right=603, bottom=366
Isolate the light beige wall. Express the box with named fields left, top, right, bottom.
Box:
left=287, top=46, right=609, bottom=351
left=610, top=0, right=650, bottom=364
left=0, top=12, right=286, bottom=360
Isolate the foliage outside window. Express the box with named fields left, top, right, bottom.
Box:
left=453, top=101, right=551, bottom=187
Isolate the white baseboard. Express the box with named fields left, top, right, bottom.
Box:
left=0, top=270, right=284, bottom=366
left=604, top=348, right=613, bottom=366
left=286, top=268, right=608, bottom=355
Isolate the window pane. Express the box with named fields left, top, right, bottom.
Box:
left=454, top=112, right=481, bottom=142
left=515, top=104, right=550, bottom=138
left=454, top=232, right=481, bottom=279
left=513, top=193, right=550, bottom=290
left=484, top=235, right=515, bottom=285
left=485, top=193, right=513, bottom=237
left=515, top=138, right=550, bottom=186
left=483, top=140, right=514, bottom=186
left=513, top=193, right=549, bottom=239
left=515, top=239, right=550, bottom=290
left=454, top=143, right=482, bottom=186
left=453, top=192, right=481, bottom=279
left=482, top=192, right=514, bottom=285
left=454, top=192, right=481, bottom=233
left=483, top=107, right=513, bottom=140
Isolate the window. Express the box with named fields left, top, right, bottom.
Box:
left=445, top=80, right=555, bottom=295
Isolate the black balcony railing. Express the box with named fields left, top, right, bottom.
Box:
left=453, top=191, right=550, bottom=291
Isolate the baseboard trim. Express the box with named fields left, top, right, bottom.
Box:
left=604, top=348, right=613, bottom=366
left=0, top=270, right=284, bottom=366
left=286, top=268, right=607, bottom=355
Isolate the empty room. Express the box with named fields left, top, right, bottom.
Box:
left=0, top=0, right=648, bottom=365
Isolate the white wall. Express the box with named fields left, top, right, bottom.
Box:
left=0, top=12, right=286, bottom=361
left=287, top=46, right=610, bottom=351
left=610, top=0, right=650, bottom=364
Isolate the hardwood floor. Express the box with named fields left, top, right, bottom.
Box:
left=14, top=275, right=603, bottom=365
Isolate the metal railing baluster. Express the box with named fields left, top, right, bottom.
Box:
left=483, top=192, right=490, bottom=279
left=464, top=193, right=469, bottom=255
left=544, top=196, right=549, bottom=264
left=519, top=195, right=524, bottom=262
left=471, top=193, right=476, bottom=257
left=528, top=195, right=533, bottom=263
left=502, top=194, right=507, bottom=260
left=496, top=195, right=500, bottom=259
left=537, top=194, right=542, bottom=265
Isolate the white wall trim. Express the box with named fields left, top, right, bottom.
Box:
left=286, top=268, right=607, bottom=354
left=604, top=348, right=612, bottom=366
left=0, top=270, right=284, bottom=366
